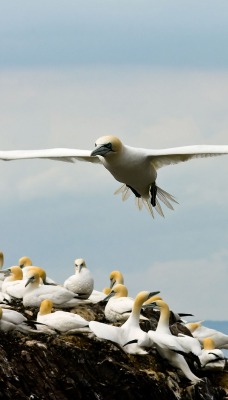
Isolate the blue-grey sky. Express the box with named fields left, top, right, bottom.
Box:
left=0, top=1, right=228, bottom=320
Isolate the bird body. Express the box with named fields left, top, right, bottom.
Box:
left=89, top=291, right=155, bottom=354
left=1, top=135, right=228, bottom=217
left=147, top=300, right=202, bottom=384
left=0, top=307, right=39, bottom=333
left=23, top=272, right=81, bottom=308
left=63, top=258, right=94, bottom=299
left=199, top=338, right=226, bottom=370
left=103, top=284, right=148, bottom=323
left=37, top=299, right=90, bottom=333
left=185, top=321, right=228, bottom=349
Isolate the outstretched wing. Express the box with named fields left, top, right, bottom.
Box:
left=0, top=148, right=101, bottom=164
left=144, top=145, right=228, bottom=170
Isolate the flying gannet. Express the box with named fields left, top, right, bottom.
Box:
left=1, top=135, right=228, bottom=217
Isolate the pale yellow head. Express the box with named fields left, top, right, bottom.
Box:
left=143, top=295, right=163, bottom=306
left=27, top=266, right=47, bottom=283
left=202, top=337, right=216, bottom=350
left=185, top=321, right=202, bottom=333
left=91, top=136, right=123, bottom=157
left=109, top=270, right=124, bottom=288
left=39, top=299, right=53, bottom=315
left=109, top=283, right=128, bottom=298
left=96, top=135, right=122, bottom=149
left=8, top=266, right=23, bottom=281
left=19, top=256, right=33, bottom=267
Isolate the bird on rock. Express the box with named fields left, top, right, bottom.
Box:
left=37, top=299, right=91, bottom=334
left=1, top=135, right=228, bottom=217
left=63, top=258, right=94, bottom=299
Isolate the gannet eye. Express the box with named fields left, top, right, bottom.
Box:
left=106, top=142, right=112, bottom=149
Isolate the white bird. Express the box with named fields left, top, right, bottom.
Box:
left=37, top=299, right=90, bottom=334
left=1, top=266, right=27, bottom=299
left=0, top=306, right=41, bottom=332
left=1, top=135, right=228, bottom=217
left=185, top=321, right=228, bottom=349
left=199, top=337, right=226, bottom=371
left=86, top=270, right=124, bottom=304
left=23, top=271, right=83, bottom=308
left=89, top=291, right=156, bottom=354
left=103, top=284, right=152, bottom=323
left=145, top=300, right=202, bottom=384
left=19, top=256, right=57, bottom=285
left=63, top=258, right=94, bottom=299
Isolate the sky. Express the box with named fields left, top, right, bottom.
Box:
left=0, top=0, right=228, bottom=320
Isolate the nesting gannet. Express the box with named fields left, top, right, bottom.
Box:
left=1, top=266, right=26, bottom=299
left=23, top=271, right=82, bottom=308
left=19, top=256, right=57, bottom=285
left=199, top=338, right=226, bottom=371
left=103, top=284, right=160, bottom=323
left=37, top=299, right=90, bottom=333
left=185, top=321, right=228, bottom=349
left=89, top=291, right=157, bottom=354
left=0, top=306, right=41, bottom=332
left=63, top=258, right=94, bottom=299
left=1, top=136, right=228, bottom=217
left=145, top=300, right=202, bottom=384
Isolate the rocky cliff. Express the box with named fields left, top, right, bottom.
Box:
left=0, top=301, right=227, bottom=400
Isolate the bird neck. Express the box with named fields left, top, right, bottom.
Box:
left=156, top=304, right=171, bottom=334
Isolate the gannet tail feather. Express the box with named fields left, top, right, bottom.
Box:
left=156, top=186, right=179, bottom=210
left=114, top=183, right=177, bottom=218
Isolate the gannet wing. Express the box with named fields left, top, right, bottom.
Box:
left=144, top=145, right=228, bottom=170
left=89, top=321, right=120, bottom=342
left=0, top=149, right=101, bottom=164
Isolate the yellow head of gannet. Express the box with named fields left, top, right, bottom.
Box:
left=102, top=287, right=111, bottom=295
left=202, top=337, right=216, bottom=350
left=25, top=271, right=40, bottom=287
left=24, top=266, right=47, bottom=284
left=19, top=256, right=33, bottom=268
left=91, top=136, right=123, bottom=158
left=39, top=299, right=54, bottom=315
left=104, top=283, right=128, bottom=300
left=109, top=270, right=124, bottom=288
left=5, top=266, right=23, bottom=281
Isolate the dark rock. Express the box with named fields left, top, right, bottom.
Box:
left=0, top=301, right=227, bottom=399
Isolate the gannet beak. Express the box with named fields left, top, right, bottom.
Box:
left=91, top=143, right=113, bottom=157
left=142, top=301, right=158, bottom=309
left=25, top=276, right=34, bottom=287
left=0, top=269, right=11, bottom=276
left=102, top=291, right=115, bottom=302
left=148, top=291, right=160, bottom=298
